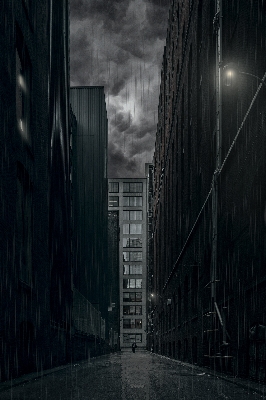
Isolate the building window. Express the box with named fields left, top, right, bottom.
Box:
left=16, top=25, right=31, bottom=143
left=123, top=279, right=142, bottom=289
left=109, top=182, right=119, bottom=192
left=123, top=196, right=143, bottom=207
left=123, top=224, right=129, bottom=234
left=123, top=238, right=142, bottom=248
left=123, top=224, right=142, bottom=234
left=123, top=265, right=130, bottom=275
left=123, top=265, right=143, bottom=275
left=16, top=162, right=32, bottom=285
left=123, top=292, right=142, bottom=302
left=123, top=252, right=142, bottom=262
left=123, top=334, right=142, bottom=343
left=109, top=196, right=119, bottom=207
left=123, top=210, right=143, bottom=220
left=123, top=306, right=142, bottom=315
left=123, top=182, right=143, bottom=193
left=131, top=265, right=143, bottom=274
left=123, top=319, right=142, bottom=329
left=130, top=224, right=142, bottom=234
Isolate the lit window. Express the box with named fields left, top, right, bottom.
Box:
left=109, top=196, right=119, bottom=207
left=123, top=265, right=143, bottom=275
left=123, top=265, right=130, bottom=275
left=123, top=279, right=142, bottom=289
left=123, top=251, right=142, bottom=262
left=136, top=279, right=142, bottom=288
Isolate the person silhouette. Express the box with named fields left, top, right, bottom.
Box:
left=132, top=342, right=137, bottom=353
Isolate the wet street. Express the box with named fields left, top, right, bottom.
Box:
left=0, top=350, right=265, bottom=400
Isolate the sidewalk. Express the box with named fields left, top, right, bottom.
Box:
left=151, top=353, right=266, bottom=397
left=0, top=353, right=110, bottom=393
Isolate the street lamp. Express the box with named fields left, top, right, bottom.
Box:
left=223, top=63, right=266, bottom=88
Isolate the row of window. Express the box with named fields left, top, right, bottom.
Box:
left=123, top=306, right=142, bottom=315
left=123, top=292, right=142, bottom=302
left=123, top=252, right=142, bottom=262
left=123, top=265, right=143, bottom=275
left=109, top=182, right=143, bottom=193
left=123, top=238, right=142, bottom=248
left=123, top=224, right=142, bottom=234
left=123, top=334, right=142, bottom=343
left=123, top=279, right=142, bottom=289
left=123, top=319, right=142, bottom=329
left=109, top=196, right=142, bottom=207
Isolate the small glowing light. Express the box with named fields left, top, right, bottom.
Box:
left=224, top=70, right=235, bottom=86
left=18, top=74, right=26, bottom=91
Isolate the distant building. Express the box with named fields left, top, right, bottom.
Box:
left=153, top=0, right=266, bottom=380
left=70, top=87, right=109, bottom=356
left=108, top=177, right=148, bottom=349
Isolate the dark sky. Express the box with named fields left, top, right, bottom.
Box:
left=70, top=0, right=171, bottom=177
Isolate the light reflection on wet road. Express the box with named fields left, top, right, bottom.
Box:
left=0, top=350, right=265, bottom=399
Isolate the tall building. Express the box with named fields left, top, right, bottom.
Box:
left=153, top=0, right=266, bottom=380
left=0, top=0, right=71, bottom=379
left=70, top=87, right=109, bottom=356
left=108, top=178, right=148, bottom=349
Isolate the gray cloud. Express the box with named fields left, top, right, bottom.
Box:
left=70, top=0, right=170, bottom=177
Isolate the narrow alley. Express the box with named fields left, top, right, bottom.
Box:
left=0, top=351, right=265, bottom=400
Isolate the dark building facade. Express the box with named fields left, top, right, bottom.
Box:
left=70, top=87, right=109, bottom=355
left=0, top=0, right=71, bottom=380
left=153, top=0, right=266, bottom=381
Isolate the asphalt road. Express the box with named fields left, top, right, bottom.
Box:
left=0, top=350, right=265, bottom=399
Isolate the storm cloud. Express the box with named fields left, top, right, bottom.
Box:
left=70, top=0, right=171, bottom=177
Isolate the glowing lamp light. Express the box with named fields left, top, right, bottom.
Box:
left=223, top=63, right=239, bottom=87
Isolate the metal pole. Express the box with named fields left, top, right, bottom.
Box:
left=211, top=0, right=222, bottom=359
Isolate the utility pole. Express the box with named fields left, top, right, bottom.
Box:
left=211, top=0, right=223, bottom=360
